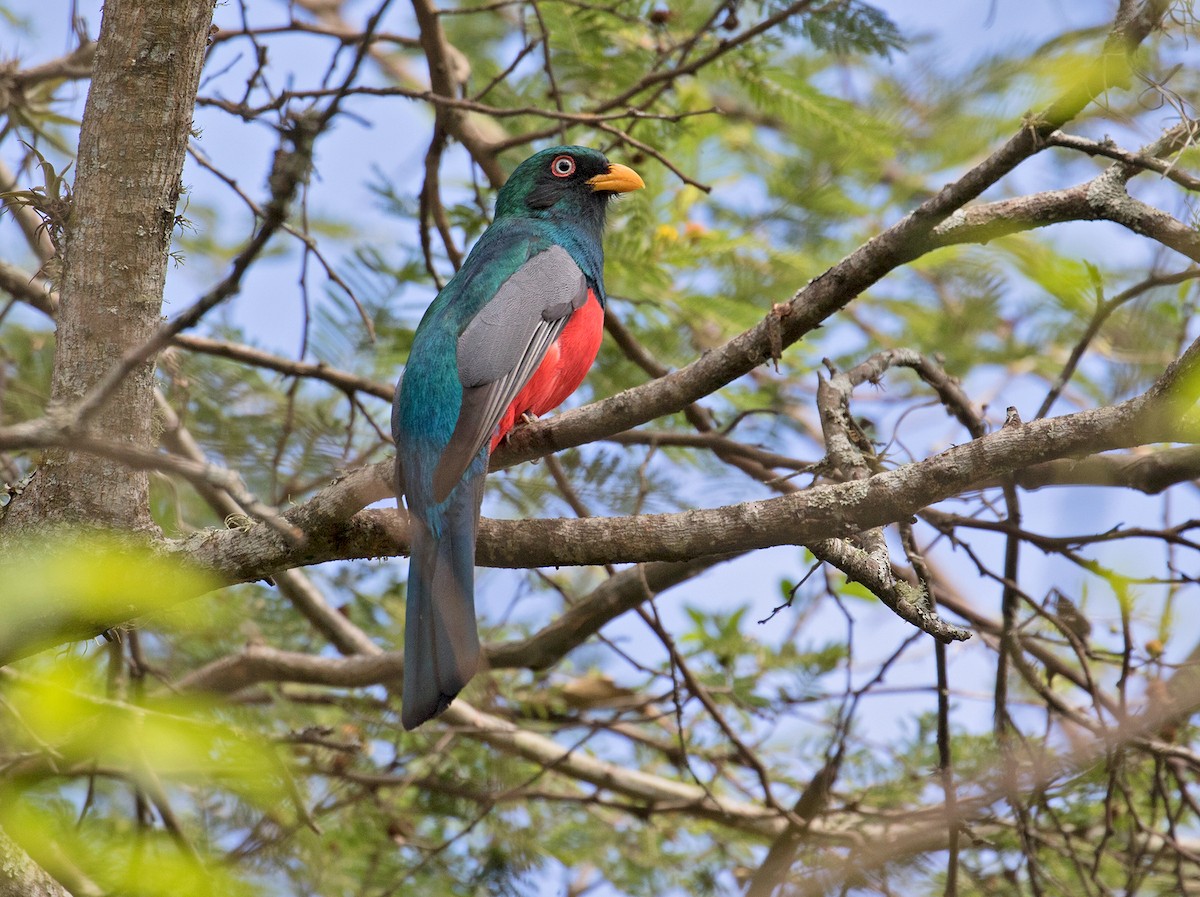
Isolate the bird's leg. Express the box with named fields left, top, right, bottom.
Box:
left=519, top=413, right=542, bottom=463
left=499, top=411, right=543, bottom=461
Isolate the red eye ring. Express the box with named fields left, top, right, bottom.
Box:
left=550, top=154, right=576, bottom=178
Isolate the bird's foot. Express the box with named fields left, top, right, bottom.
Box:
left=500, top=411, right=541, bottom=447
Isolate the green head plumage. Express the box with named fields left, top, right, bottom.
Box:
left=493, top=146, right=644, bottom=243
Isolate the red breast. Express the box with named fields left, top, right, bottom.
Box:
left=490, top=289, right=604, bottom=449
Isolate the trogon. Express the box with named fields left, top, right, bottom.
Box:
left=392, top=146, right=644, bottom=729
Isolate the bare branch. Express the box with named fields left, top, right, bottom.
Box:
left=4, top=40, right=96, bottom=90
left=176, top=345, right=1197, bottom=584
left=171, top=335, right=393, bottom=401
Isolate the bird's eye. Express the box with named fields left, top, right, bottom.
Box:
left=550, top=155, right=576, bottom=178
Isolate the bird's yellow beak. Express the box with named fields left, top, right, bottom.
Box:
left=588, top=162, right=645, bottom=194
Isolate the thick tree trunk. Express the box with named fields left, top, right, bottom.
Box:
left=0, top=2, right=216, bottom=894
left=2, top=0, right=216, bottom=533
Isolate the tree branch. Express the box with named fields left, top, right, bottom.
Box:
left=173, top=345, right=1194, bottom=585
left=409, top=0, right=505, bottom=187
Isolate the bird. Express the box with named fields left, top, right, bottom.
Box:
left=392, top=146, right=644, bottom=729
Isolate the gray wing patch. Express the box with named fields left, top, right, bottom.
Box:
left=432, top=317, right=568, bottom=502
left=456, top=245, right=587, bottom=388
left=431, top=246, right=588, bottom=503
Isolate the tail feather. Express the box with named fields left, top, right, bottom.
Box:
left=401, top=465, right=484, bottom=730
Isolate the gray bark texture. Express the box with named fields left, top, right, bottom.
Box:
left=0, top=833, right=69, bottom=897
left=1, top=0, right=217, bottom=533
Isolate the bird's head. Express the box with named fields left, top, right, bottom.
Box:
left=493, top=146, right=644, bottom=229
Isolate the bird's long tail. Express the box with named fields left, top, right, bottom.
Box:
left=401, top=465, right=484, bottom=730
